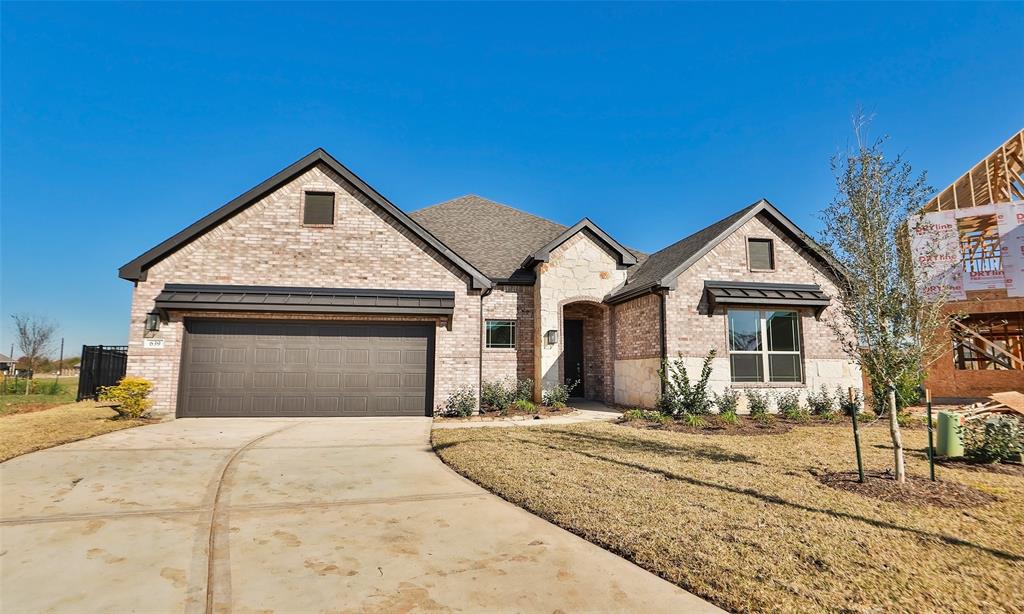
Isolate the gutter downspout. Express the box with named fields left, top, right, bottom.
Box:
left=478, top=287, right=492, bottom=413
left=659, top=289, right=668, bottom=396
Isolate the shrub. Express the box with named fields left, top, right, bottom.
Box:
left=807, top=386, right=836, bottom=416
left=657, top=350, right=715, bottom=417
left=777, top=389, right=809, bottom=420
left=753, top=412, right=776, bottom=424
left=441, top=386, right=477, bottom=417
left=869, top=370, right=922, bottom=415
left=543, top=379, right=578, bottom=408
left=682, top=413, right=707, bottom=428
left=38, top=380, right=63, bottom=395
left=513, top=378, right=533, bottom=403
left=718, top=411, right=738, bottom=425
left=98, top=376, right=154, bottom=420
left=622, top=408, right=667, bottom=423
left=713, top=387, right=740, bottom=416
left=837, top=387, right=863, bottom=417
left=512, top=398, right=537, bottom=414
left=959, top=416, right=1024, bottom=463
left=745, top=389, right=772, bottom=417
left=481, top=380, right=514, bottom=412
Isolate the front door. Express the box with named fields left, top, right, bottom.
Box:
left=563, top=319, right=584, bottom=397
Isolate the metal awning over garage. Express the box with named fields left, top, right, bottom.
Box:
left=703, top=281, right=831, bottom=316
left=154, top=284, right=456, bottom=316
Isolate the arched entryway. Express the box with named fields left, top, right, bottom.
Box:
left=560, top=300, right=613, bottom=403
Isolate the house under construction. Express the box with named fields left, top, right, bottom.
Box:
left=923, top=129, right=1024, bottom=401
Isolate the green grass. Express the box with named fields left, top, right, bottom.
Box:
left=432, top=421, right=1024, bottom=613
left=0, top=377, right=78, bottom=416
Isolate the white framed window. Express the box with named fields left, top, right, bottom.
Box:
left=485, top=320, right=516, bottom=349
left=727, top=309, right=802, bottom=383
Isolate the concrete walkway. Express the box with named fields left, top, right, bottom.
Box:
left=1, top=417, right=719, bottom=613
left=433, top=399, right=622, bottom=429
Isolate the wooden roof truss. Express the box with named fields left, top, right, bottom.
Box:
left=925, top=129, right=1024, bottom=212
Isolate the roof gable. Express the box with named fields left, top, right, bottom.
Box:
left=118, top=149, right=493, bottom=289
left=522, top=218, right=638, bottom=268
left=609, top=199, right=840, bottom=302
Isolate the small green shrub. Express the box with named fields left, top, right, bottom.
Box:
left=543, top=379, right=578, bottom=407
left=753, top=412, right=776, bottom=424
left=713, top=387, right=740, bottom=415
left=682, top=413, right=707, bottom=428
left=777, top=390, right=809, bottom=421
left=98, top=376, right=154, bottom=419
left=441, top=386, right=477, bottom=417
left=514, top=378, right=533, bottom=403
left=658, top=350, right=716, bottom=417
left=807, top=386, right=836, bottom=416
left=512, top=398, right=537, bottom=414
left=718, top=411, right=738, bottom=425
left=622, top=408, right=667, bottom=422
left=745, top=389, right=772, bottom=417
left=959, top=416, right=1023, bottom=463
left=481, top=380, right=514, bottom=411
left=837, top=387, right=863, bottom=417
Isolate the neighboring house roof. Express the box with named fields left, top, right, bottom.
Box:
left=608, top=199, right=841, bottom=303
left=0, top=353, right=14, bottom=363
left=118, top=149, right=493, bottom=290
left=411, top=196, right=647, bottom=283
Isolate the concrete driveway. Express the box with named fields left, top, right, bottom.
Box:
left=1, top=418, right=718, bottom=613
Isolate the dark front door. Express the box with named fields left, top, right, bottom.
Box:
left=178, top=319, right=434, bottom=417
left=563, top=319, right=584, bottom=397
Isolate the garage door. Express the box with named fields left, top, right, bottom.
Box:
left=178, top=320, right=433, bottom=417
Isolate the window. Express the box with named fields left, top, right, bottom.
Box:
left=747, top=238, right=775, bottom=271
left=485, top=320, right=516, bottom=349
left=303, top=192, right=335, bottom=225
left=953, top=312, right=1023, bottom=370
left=727, top=309, right=802, bottom=382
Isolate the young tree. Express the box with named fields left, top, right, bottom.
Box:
left=11, top=314, right=57, bottom=395
left=820, top=122, right=950, bottom=484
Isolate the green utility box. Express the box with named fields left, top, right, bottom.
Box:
left=936, top=411, right=964, bottom=457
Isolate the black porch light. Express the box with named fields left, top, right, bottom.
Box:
left=145, top=310, right=161, bottom=332
left=545, top=329, right=559, bottom=345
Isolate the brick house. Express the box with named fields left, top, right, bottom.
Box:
left=119, top=149, right=861, bottom=419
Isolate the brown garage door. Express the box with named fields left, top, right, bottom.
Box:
left=178, top=320, right=433, bottom=417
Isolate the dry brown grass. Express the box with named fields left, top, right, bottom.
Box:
left=432, top=421, right=1024, bottom=613
left=0, top=402, right=148, bottom=461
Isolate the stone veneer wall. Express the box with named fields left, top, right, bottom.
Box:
left=612, top=292, right=662, bottom=408
left=481, top=284, right=535, bottom=384
left=126, top=162, right=481, bottom=419
left=534, top=231, right=626, bottom=402
left=664, top=212, right=862, bottom=412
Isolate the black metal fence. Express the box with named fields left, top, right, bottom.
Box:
left=77, top=345, right=128, bottom=401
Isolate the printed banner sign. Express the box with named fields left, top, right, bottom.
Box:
left=910, top=201, right=1024, bottom=300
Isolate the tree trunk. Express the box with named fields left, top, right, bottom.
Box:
left=888, top=386, right=906, bottom=484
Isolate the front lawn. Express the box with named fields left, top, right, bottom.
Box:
left=0, top=376, right=79, bottom=416
left=432, top=421, right=1023, bottom=613
left=0, top=402, right=148, bottom=461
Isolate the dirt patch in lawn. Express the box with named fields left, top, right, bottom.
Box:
left=814, top=469, right=998, bottom=508
left=432, top=421, right=1024, bottom=613
left=0, top=402, right=151, bottom=462
left=936, top=457, right=1024, bottom=477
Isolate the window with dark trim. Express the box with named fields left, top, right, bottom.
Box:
left=747, top=238, right=775, bottom=271
left=303, top=192, right=335, bottom=225
left=485, top=320, right=516, bottom=349
left=727, top=309, right=802, bottom=382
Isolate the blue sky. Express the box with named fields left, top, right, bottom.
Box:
left=2, top=2, right=1022, bottom=357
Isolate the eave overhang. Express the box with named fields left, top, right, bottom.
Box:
left=153, top=284, right=456, bottom=318
left=703, top=280, right=831, bottom=316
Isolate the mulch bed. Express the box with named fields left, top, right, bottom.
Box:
left=814, top=469, right=998, bottom=508
left=936, top=457, right=1024, bottom=477
left=617, top=414, right=858, bottom=436
left=437, top=404, right=574, bottom=422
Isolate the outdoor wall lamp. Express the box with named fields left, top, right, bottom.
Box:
left=545, top=329, right=559, bottom=345
left=145, top=311, right=161, bottom=333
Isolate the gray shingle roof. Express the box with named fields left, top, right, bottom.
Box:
left=411, top=195, right=646, bottom=282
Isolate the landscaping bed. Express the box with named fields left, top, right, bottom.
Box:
left=0, top=402, right=151, bottom=462
left=431, top=420, right=1024, bottom=613
left=436, top=404, right=574, bottom=422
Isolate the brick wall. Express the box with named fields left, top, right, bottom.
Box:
left=563, top=302, right=613, bottom=401
left=481, top=284, right=535, bottom=384
left=663, top=212, right=861, bottom=409
left=613, top=292, right=661, bottom=360
left=126, top=162, right=481, bottom=418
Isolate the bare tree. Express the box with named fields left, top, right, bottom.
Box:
left=819, top=120, right=950, bottom=484
left=11, top=314, right=57, bottom=395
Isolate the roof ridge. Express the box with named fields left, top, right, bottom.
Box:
left=644, top=200, right=763, bottom=260
left=414, top=194, right=568, bottom=230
